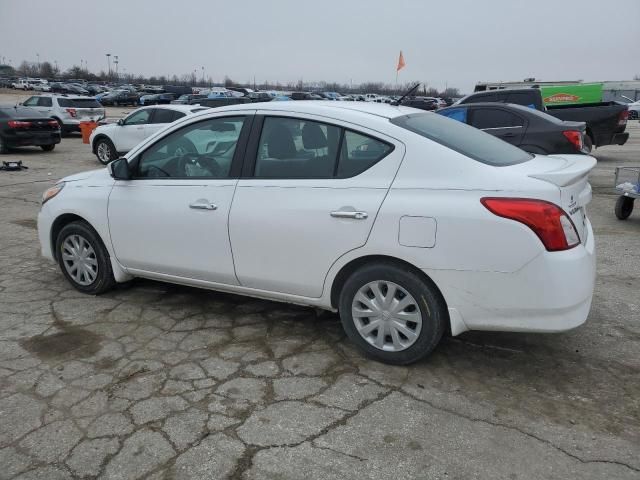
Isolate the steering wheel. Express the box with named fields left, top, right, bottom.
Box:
left=177, top=154, right=222, bottom=177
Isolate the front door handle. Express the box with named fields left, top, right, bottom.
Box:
left=330, top=210, right=368, bottom=220
left=189, top=200, right=218, bottom=210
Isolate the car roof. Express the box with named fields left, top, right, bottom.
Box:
left=203, top=100, right=419, bottom=120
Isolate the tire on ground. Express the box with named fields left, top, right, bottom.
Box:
left=338, top=262, right=447, bottom=365
left=55, top=221, right=116, bottom=295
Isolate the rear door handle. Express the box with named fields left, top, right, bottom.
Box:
left=330, top=210, right=368, bottom=220
left=189, top=201, right=218, bottom=210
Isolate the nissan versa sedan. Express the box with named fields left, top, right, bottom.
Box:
left=37, top=102, right=596, bottom=364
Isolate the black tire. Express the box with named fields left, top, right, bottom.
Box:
left=53, top=118, right=69, bottom=138
left=338, top=263, right=447, bottom=365
left=0, top=135, right=8, bottom=154
left=95, top=137, right=117, bottom=165
left=629, top=111, right=638, bottom=120
left=41, top=144, right=55, bottom=152
left=55, top=221, right=116, bottom=294
left=615, top=196, right=634, bottom=220
left=583, top=134, right=593, bottom=154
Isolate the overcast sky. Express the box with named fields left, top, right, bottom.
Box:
left=1, top=0, right=638, bottom=92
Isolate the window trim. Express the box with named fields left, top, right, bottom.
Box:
left=242, top=114, right=395, bottom=180
left=129, top=114, right=253, bottom=181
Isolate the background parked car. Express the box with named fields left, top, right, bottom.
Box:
left=456, top=88, right=629, bottom=150
left=0, top=105, right=61, bottom=153
left=99, top=90, right=140, bottom=106
left=21, top=94, right=105, bottom=134
left=401, top=97, right=439, bottom=111
left=90, top=104, right=207, bottom=163
left=438, top=102, right=589, bottom=155
left=171, top=94, right=208, bottom=105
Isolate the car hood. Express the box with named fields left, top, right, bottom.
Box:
left=62, top=168, right=112, bottom=185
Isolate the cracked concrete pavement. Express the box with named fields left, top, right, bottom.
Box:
left=0, top=90, right=639, bottom=479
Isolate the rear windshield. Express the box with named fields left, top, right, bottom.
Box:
left=58, top=98, right=102, bottom=108
left=390, top=112, right=532, bottom=166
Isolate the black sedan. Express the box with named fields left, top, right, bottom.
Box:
left=99, top=90, right=139, bottom=106
left=437, top=102, right=589, bottom=155
left=0, top=106, right=61, bottom=153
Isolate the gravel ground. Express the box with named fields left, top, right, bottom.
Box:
left=0, top=90, right=639, bottom=479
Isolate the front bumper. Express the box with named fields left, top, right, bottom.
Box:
left=37, top=206, right=55, bottom=262
left=429, top=219, right=596, bottom=334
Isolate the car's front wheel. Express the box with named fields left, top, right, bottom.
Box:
left=95, top=138, right=117, bottom=164
left=41, top=144, right=55, bottom=152
left=55, top=221, right=115, bottom=294
left=339, top=263, right=447, bottom=365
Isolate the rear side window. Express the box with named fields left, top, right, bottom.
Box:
left=338, top=131, right=392, bottom=178
left=390, top=112, right=532, bottom=166
left=152, top=109, right=183, bottom=124
left=470, top=108, right=524, bottom=129
left=254, top=117, right=393, bottom=179
left=255, top=117, right=341, bottom=178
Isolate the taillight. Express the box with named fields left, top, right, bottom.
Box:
left=48, top=120, right=59, bottom=127
left=66, top=108, right=77, bottom=118
left=562, top=130, right=583, bottom=151
left=481, top=198, right=580, bottom=251
left=7, top=120, right=32, bottom=128
left=618, top=110, right=628, bottom=126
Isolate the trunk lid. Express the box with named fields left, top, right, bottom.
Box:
left=524, top=154, right=596, bottom=243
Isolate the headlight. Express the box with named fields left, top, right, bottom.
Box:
left=42, top=182, right=65, bottom=205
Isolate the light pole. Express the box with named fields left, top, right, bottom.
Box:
left=113, top=55, right=119, bottom=81
left=106, top=53, right=111, bottom=79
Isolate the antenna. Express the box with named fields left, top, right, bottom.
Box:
left=391, top=82, right=421, bottom=106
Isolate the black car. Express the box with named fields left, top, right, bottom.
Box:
left=99, top=90, right=140, bottom=106
left=0, top=106, right=61, bottom=153
left=247, top=92, right=273, bottom=103
left=457, top=88, right=628, bottom=150
left=401, top=97, right=439, bottom=111
left=437, top=102, right=589, bottom=155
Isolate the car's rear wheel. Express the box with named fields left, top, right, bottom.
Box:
left=615, top=196, right=634, bottom=220
left=55, top=221, right=115, bottom=294
left=95, top=138, right=117, bottom=164
left=41, top=144, right=55, bottom=152
left=339, top=263, right=447, bottom=365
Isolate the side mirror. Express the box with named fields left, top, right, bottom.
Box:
left=117, top=118, right=124, bottom=126
left=107, top=157, right=131, bottom=180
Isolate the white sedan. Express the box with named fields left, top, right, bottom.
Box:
left=89, top=104, right=208, bottom=164
left=38, top=101, right=596, bottom=364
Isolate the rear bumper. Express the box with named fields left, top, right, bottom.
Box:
left=3, top=131, right=61, bottom=147
left=428, top=219, right=596, bottom=334
left=612, top=132, right=629, bottom=146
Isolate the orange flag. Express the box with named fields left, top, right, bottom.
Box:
left=397, top=51, right=406, bottom=71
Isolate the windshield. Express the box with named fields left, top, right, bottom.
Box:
left=390, top=112, right=532, bottom=166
